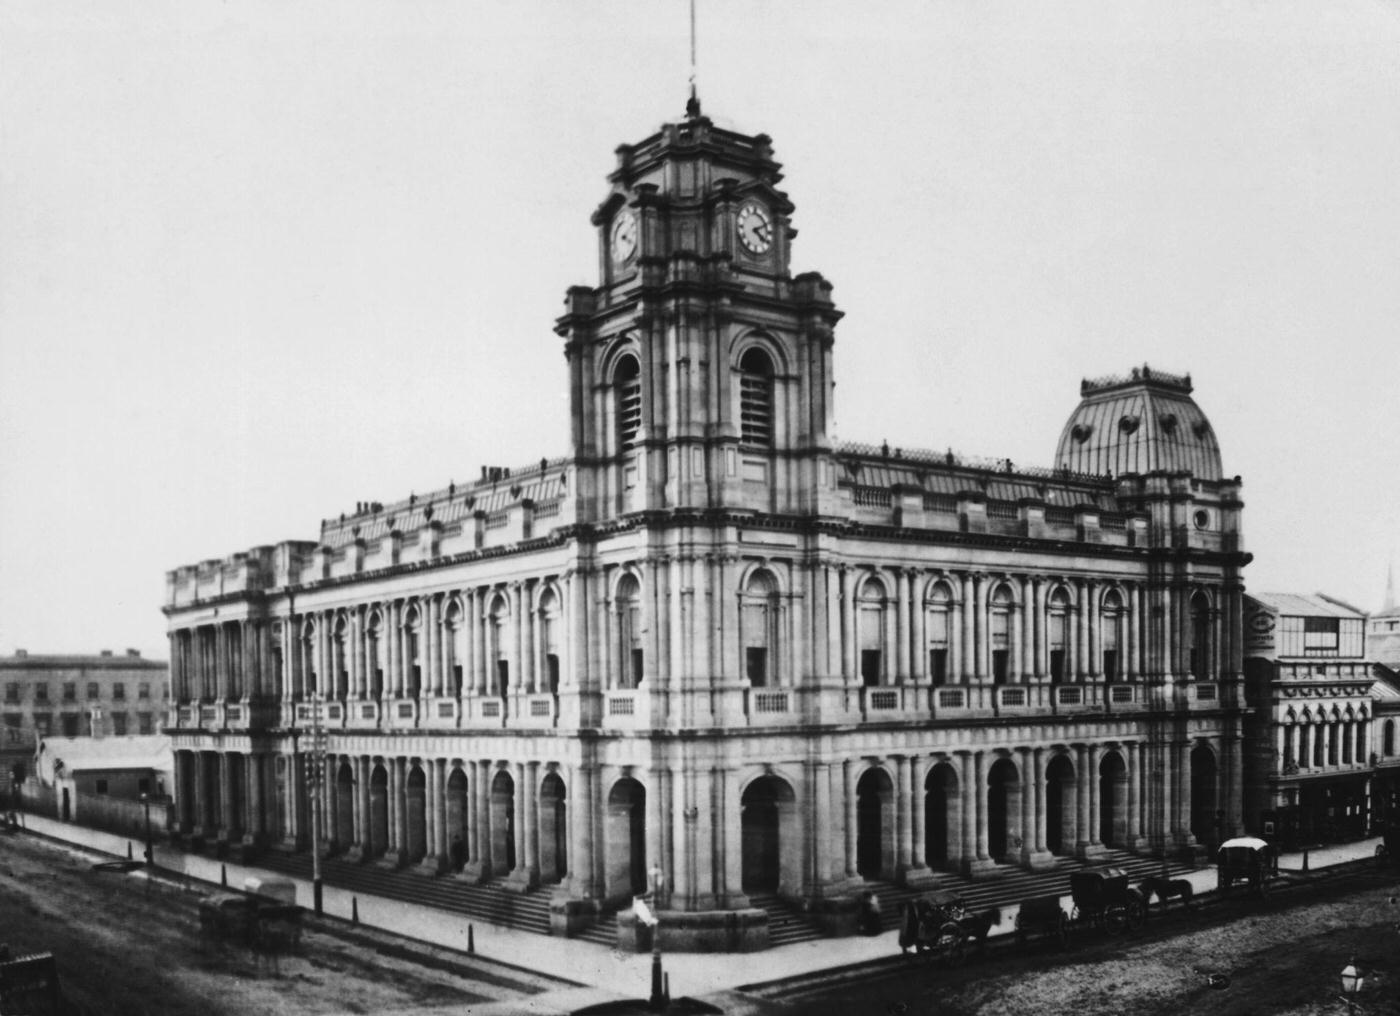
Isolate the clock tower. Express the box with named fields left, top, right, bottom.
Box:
left=555, top=104, right=844, bottom=523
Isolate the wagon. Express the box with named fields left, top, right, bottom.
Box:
left=898, top=889, right=972, bottom=963
left=1216, top=836, right=1277, bottom=899
left=1014, top=893, right=1068, bottom=948
left=1374, top=821, right=1400, bottom=868
left=1068, top=866, right=1146, bottom=935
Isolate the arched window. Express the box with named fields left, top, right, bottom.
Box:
left=1386, top=719, right=1396, bottom=757
left=538, top=589, right=561, bottom=695
left=1047, top=588, right=1070, bottom=685
left=366, top=610, right=385, bottom=700
left=858, top=576, right=888, bottom=687
left=924, top=581, right=954, bottom=686
left=489, top=594, right=511, bottom=697
left=738, top=348, right=774, bottom=448
left=742, top=569, right=780, bottom=687
left=403, top=603, right=422, bottom=699
left=443, top=600, right=464, bottom=697
left=616, top=574, right=643, bottom=688
left=1101, top=589, right=1124, bottom=682
left=615, top=355, right=642, bottom=452
left=989, top=584, right=1013, bottom=685
left=332, top=615, right=349, bottom=701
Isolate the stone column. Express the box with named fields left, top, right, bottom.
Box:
left=960, top=574, right=975, bottom=681
left=975, top=574, right=990, bottom=681
left=895, top=754, right=912, bottom=872
left=569, top=763, right=596, bottom=897
left=217, top=752, right=233, bottom=840
left=910, top=757, right=927, bottom=873
left=1075, top=745, right=1090, bottom=854
left=1018, top=747, right=1032, bottom=863
left=958, top=752, right=974, bottom=869
left=841, top=566, right=856, bottom=683
left=722, top=769, right=746, bottom=907
left=1126, top=742, right=1141, bottom=844
left=845, top=760, right=859, bottom=878
left=813, top=761, right=834, bottom=888
left=523, top=761, right=540, bottom=883
left=1178, top=742, right=1193, bottom=844
left=1086, top=581, right=1099, bottom=678
left=512, top=761, right=527, bottom=879
left=974, top=750, right=989, bottom=862
left=1088, top=743, right=1102, bottom=847
left=1033, top=747, right=1047, bottom=853
left=895, top=569, right=911, bottom=680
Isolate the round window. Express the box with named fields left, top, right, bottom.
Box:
left=1193, top=509, right=1211, bottom=530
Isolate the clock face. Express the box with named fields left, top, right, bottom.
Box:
left=610, top=210, right=638, bottom=263
left=737, top=202, right=773, bottom=254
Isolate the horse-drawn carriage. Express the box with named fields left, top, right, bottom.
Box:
left=1216, top=836, right=1277, bottom=899
left=1068, top=866, right=1146, bottom=935
left=898, top=889, right=999, bottom=963
left=1014, top=893, right=1068, bottom=948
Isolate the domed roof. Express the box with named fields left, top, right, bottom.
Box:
left=1054, top=365, right=1223, bottom=480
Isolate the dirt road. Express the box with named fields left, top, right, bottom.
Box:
left=0, top=830, right=568, bottom=1015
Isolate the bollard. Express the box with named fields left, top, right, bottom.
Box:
left=664, top=972, right=671, bottom=1005
left=467, top=924, right=475, bottom=954
left=1302, top=849, right=1309, bottom=873
left=352, top=897, right=360, bottom=925
left=127, top=842, right=133, bottom=860
left=221, top=864, right=228, bottom=886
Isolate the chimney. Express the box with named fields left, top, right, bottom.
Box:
left=15, top=649, right=27, bottom=658
left=100, top=650, right=113, bottom=657
left=126, top=649, right=140, bottom=658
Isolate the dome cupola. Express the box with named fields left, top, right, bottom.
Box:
left=1055, top=365, right=1223, bottom=480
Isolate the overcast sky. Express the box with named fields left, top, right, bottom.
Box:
left=3, top=1, right=1398, bottom=660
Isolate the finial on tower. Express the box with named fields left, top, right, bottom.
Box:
left=685, top=0, right=702, bottom=119
left=1385, top=560, right=1397, bottom=613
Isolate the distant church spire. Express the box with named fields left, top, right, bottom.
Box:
left=1385, top=561, right=1397, bottom=613
left=685, top=0, right=702, bottom=119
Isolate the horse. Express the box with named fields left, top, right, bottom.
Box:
left=955, top=906, right=1002, bottom=954
left=1139, top=876, right=1194, bottom=912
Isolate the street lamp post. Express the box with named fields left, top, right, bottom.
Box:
left=648, top=864, right=666, bottom=1012
left=307, top=692, right=326, bottom=915
left=1340, top=957, right=1363, bottom=1015
left=139, top=792, right=153, bottom=868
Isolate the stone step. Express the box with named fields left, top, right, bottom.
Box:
left=745, top=892, right=826, bottom=946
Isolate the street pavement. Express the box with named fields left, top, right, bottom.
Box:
left=7, top=811, right=1384, bottom=1014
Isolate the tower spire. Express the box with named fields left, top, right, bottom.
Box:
left=685, top=0, right=702, bottom=119
left=1385, top=560, right=1396, bottom=613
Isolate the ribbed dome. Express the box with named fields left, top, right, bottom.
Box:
left=1055, top=365, right=1223, bottom=480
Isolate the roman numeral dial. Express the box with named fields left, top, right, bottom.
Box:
left=737, top=202, right=773, bottom=254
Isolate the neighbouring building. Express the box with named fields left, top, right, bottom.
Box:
left=1368, top=565, right=1400, bottom=671
left=1, top=650, right=170, bottom=741
left=1242, top=592, right=1392, bottom=845
left=35, top=734, right=173, bottom=825
left=163, top=101, right=1252, bottom=949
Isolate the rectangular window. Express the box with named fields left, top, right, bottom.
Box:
left=861, top=650, right=881, bottom=687
left=138, top=777, right=151, bottom=795
left=2, top=714, right=20, bottom=729
left=1303, top=616, right=1340, bottom=654
left=63, top=683, right=76, bottom=702
left=34, top=684, right=48, bottom=702
left=86, top=682, right=99, bottom=700
left=3, top=683, right=17, bottom=703
left=138, top=682, right=150, bottom=700
left=496, top=660, right=510, bottom=697
left=112, top=713, right=127, bottom=736
left=929, top=648, right=948, bottom=687
left=61, top=714, right=80, bottom=736
left=1102, top=650, right=1118, bottom=684
left=33, top=713, right=51, bottom=736
left=138, top=713, right=154, bottom=735
left=112, top=683, right=126, bottom=701
left=746, top=647, right=768, bottom=687
left=630, top=648, right=644, bottom=687
left=95, top=779, right=109, bottom=795
left=1049, top=650, right=1066, bottom=685
left=546, top=655, right=560, bottom=695
left=991, top=649, right=1009, bottom=686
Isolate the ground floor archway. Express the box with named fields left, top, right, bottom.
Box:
left=856, top=767, right=894, bottom=879
left=987, top=757, right=1020, bottom=863
left=1045, top=753, right=1076, bottom=855
left=1100, top=750, right=1128, bottom=848
left=1190, top=743, right=1218, bottom=850
left=924, top=763, right=959, bottom=870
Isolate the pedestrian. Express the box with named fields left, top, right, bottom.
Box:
left=859, top=890, right=882, bottom=935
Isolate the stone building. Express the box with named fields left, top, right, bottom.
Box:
left=2, top=650, right=169, bottom=741
left=163, top=104, right=1251, bottom=949
left=1368, top=565, right=1400, bottom=671
left=1242, top=593, right=1385, bottom=845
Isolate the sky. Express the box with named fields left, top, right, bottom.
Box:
left=2, top=0, right=1398, bottom=661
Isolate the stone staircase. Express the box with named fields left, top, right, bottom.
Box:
left=251, top=851, right=554, bottom=934
left=745, top=892, right=827, bottom=946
